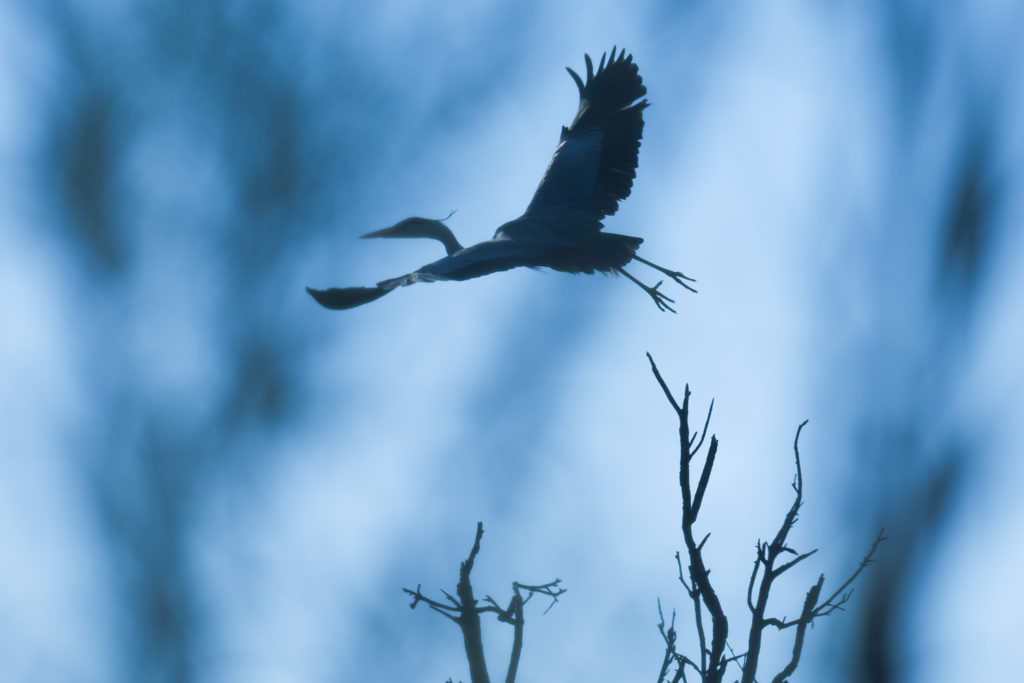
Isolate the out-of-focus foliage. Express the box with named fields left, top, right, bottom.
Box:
left=815, top=4, right=1019, bottom=682
left=18, top=2, right=381, bottom=680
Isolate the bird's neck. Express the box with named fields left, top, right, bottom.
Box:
left=432, top=227, right=464, bottom=255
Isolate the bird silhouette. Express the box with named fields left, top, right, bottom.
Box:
left=307, top=47, right=695, bottom=313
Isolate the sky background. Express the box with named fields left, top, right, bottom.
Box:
left=1, top=1, right=1022, bottom=682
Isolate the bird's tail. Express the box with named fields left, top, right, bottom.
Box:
left=306, top=270, right=428, bottom=310
left=306, top=285, right=391, bottom=310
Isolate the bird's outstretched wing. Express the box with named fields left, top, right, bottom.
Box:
left=520, top=47, right=648, bottom=236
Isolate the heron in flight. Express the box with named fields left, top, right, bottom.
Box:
left=307, top=47, right=695, bottom=313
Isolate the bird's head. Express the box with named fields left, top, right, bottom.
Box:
left=362, top=216, right=445, bottom=239
left=360, top=211, right=463, bottom=255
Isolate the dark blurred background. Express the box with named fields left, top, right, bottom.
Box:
left=1, top=1, right=1021, bottom=681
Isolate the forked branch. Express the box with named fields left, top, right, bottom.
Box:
left=404, top=522, right=565, bottom=683
left=648, top=353, right=884, bottom=683
left=648, top=353, right=729, bottom=683
left=742, top=424, right=886, bottom=683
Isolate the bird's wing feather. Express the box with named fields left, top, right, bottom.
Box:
left=520, top=47, right=648, bottom=236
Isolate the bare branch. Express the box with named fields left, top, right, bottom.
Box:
left=657, top=601, right=677, bottom=683
left=813, top=529, right=887, bottom=618
left=689, top=565, right=708, bottom=677
left=456, top=522, right=490, bottom=683
left=691, top=435, right=718, bottom=519
left=649, top=363, right=881, bottom=683
left=696, top=533, right=711, bottom=553
left=742, top=423, right=810, bottom=683
left=647, top=352, right=682, bottom=415
left=650, top=354, right=728, bottom=682
left=746, top=553, right=760, bottom=614
left=405, top=522, right=566, bottom=683
left=503, top=591, right=524, bottom=683
left=675, top=552, right=691, bottom=592
left=770, top=576, right=824, bottom=683
left=690, top=398, right=715, bottom=454
left=403, top=587, right=462, bottom=623
left=514, top=580, right=565, bottom=615
left=772, top=549, right=818, bottom=578
left=741, top=424, right=885, bottom=683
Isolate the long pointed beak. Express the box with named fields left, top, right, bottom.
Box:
left=360, top=225, right=401, bottom=239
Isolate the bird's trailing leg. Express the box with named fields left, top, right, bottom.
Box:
left=631, top=255, right=698, bottom=293
left=616, top=267, right=677, bottom=313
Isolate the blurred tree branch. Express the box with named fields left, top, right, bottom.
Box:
left=837, top=3, right=1014, bottom=681
left=26, top=0, right=377, bottom=678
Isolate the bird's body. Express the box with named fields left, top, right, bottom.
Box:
left=308, top=47, right=694, bottom=312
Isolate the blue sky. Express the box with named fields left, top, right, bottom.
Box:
left=1, top=1, right=1022, bottom=681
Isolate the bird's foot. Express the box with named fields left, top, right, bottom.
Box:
left=632, top=255, right=698, bottom=293
left=645, top=280, right=677, bottom=313
left=662, top=269, right=698, bottom=293
left=617, top=267, right=677, bottom=313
